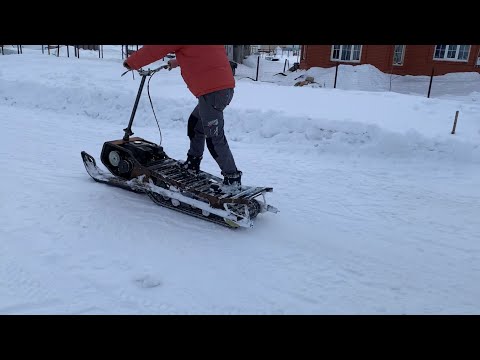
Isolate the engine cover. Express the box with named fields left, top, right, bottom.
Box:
left=100, top=137, right=168, bottom=179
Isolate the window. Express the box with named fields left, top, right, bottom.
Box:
left=433, top=45, right=470, bottom=61
left=393, top=45, right=405, bottom=65
left=331, top=45, right=362, bottom=62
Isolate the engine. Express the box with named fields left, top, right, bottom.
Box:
left=100, top=137, right=168, bottom=179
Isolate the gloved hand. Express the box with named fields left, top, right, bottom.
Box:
left=167, top=59, right=178, bottom=71
left=123, top=60, right=132, bottom=70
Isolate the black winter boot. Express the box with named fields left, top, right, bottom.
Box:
left=222, top=170, right=242, bottom=187
left=182, top=155, right=202, bottom=174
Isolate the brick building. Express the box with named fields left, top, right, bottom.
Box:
left=300, top=45, right=480, bottom=75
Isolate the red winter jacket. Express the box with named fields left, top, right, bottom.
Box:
left=125, top=45, right=235, bottom=97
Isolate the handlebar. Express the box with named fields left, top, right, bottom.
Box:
left=137, top=64, right=170, bottom=76
left=121, top=64, right=170, bottom=77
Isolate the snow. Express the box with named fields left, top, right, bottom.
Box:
left=1, top=45, right=480, bottom=314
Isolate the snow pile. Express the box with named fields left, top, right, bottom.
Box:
left=1, top=52, right=480, bottom=164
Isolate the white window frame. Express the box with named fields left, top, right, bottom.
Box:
left=433, top=45, right=470, bottom=62
left=330, top=45, right=362, bottom=63
left=393, top=45, right=405, bottom=66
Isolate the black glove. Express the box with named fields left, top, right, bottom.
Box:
left=123, top=60, right=132, bottom=70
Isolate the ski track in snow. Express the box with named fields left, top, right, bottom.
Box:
left=1, top=51, right=480, bottom=314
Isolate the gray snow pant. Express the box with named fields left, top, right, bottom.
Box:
left=187, top=88, right=238, bottom=175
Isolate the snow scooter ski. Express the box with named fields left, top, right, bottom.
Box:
left=81, top=65, right=278, bottom=228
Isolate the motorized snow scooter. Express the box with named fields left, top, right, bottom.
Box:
left=81, top=65, right=278, bottom=228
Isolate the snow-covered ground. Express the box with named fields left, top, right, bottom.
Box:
left=1, top=45, right=480, bottom=314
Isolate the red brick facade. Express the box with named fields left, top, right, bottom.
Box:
left=300, top=45, right=480, bottom=76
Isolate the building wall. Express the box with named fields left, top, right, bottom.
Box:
left=259, top=45, right=287, bottom=51
left=363, top=46, right=394, bottom=72
left=300, top=45, right=480, bottom=75
left=396, top=45, right=480, bottom=75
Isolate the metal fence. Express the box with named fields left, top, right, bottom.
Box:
left=2, top=45, right=471, bottom=99
left=0, top=45, right=140, bottom=59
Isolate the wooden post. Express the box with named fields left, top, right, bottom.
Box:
left=427, top=66, right=434, bottom=98
left=334, top=63, right=339, bottom=88
left=451, top=111, right=459, bottom=134
left=255, top=56, right=260, bottom=81
left=66, top=45, right=69, bottom=57
left=57, top=45, right=60, bottom=57
left=284, top=58, right=288, bottom=72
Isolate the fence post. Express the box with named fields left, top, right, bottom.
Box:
left=284, top=58, right=288, bottom=72
left=57, top=45, right=60, bottom=57
left=427, top=67, right=434, bottom=98
left=66, top=45, right=69, bottom=57
left=1, top=45, right=3, bottom=55
left=451, top=111, right=459, bottom=134
left=334, top=63, right=339, bottom=88
left=256, top=55, right=260, bottom=81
